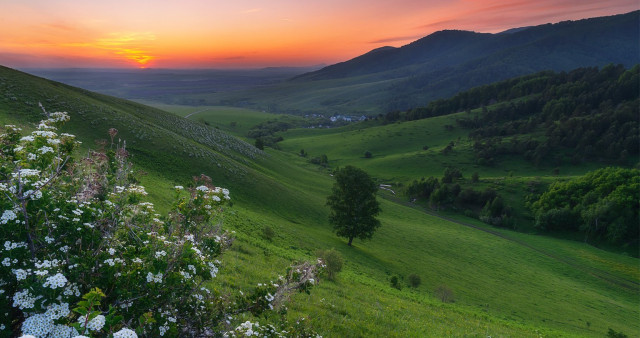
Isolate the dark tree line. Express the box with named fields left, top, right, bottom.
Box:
left=406, top=168, right=513, bottom=227
left=381, top=64, right=639, bottom=166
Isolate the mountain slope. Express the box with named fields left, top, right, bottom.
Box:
left=214, top=11, right=639, bottom=114
left=0, top=66, right=327, bottom=219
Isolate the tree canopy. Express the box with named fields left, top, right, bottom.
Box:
left=529, top=167, right=639, bottom=246
left=326, top=166, right=381, bottom=246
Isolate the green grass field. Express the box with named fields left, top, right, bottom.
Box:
left=2, top=66, right=638, bottom=337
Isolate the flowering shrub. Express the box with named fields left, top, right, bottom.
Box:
left=0, top=110, right=322, bottom=337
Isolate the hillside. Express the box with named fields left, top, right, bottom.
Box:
left=208, top=10, right=639, bottom=114
left=1, top=66, right=639, bottom=337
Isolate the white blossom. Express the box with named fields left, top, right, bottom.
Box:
left=113, top=328, right=138, bottom=338
left=43, top=273, right=67, bottom=289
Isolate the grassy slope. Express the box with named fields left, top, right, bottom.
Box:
left=135, top=101, right=282, bottom=140
left=1, top=67, right=638, bottom=337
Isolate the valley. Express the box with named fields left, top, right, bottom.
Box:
left=1, top=10, right=639, bottom=337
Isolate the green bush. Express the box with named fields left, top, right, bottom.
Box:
left=408, top=274, right=421, bottom=288
left=317, top=249, right=344, bottom=280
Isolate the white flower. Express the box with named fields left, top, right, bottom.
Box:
left=43, top=273, right=67, bottom=289
left=0, top=210, right=17, bottom=225
left=113, top=328, right=138, bottom=338
left=78, top=314, right=105, bottom=331
left=13, top=289, right=36, bottom=309
left=38, top=146, right=54, bottom=154
left=154, top=250, right=166, bottom=259
left=146, top=272, right=163, bottom=283
left=208, top=262, right=218, bottom=278
left=13, top=269, right=28, bottom=281
left=45, top=302, right=70, bottom=320
left=174, top=185, right=183, bottom=190
left=108, top=248, right=116, bottom=255
left=21, top=314, right=54, bottom=337
left=51, top=325, right=79, bottom=337
left=195, top=185, right=209, bottom=192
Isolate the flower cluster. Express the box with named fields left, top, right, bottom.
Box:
left=1, top=111, right=320, bottom=337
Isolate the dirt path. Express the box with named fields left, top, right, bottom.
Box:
left=184, top=108, right=210, bottom=119
left=381, top=193, right=640, bottom=291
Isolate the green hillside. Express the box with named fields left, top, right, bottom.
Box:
left=1, top=66, right=638, bottom=337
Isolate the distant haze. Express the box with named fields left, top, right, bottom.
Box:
left=0, top=0, right=637, bottom=69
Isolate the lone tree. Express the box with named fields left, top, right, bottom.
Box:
left=326, top=166, right=381, bottom=246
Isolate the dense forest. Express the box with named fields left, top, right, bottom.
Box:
left=383, top=64, right=639, bottom=166
left=529, top=167, right=639, bottom=247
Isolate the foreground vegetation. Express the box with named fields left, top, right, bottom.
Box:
left=1, top=66, right=638, bottom=337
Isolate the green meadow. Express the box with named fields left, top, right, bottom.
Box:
left=1, top=66, right=638, bottom=337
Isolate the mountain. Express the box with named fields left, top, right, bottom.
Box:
left=214, top=11, right=639, bottom=114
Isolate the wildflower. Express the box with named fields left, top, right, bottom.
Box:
left=21, top=314, right=54, bottom=337
left=43, top=273, right=67, bottom=289
left=0, top=210, right=17, bottom=224
left=13, top=289, right=37, bottom=309
left=51, top=325, right=79, bottom=337
left=113, top=328, right=138, bottom=338
left=38, top=146, right=54, bottom=154
left=78, top=314, right=105, bottom=331
left=13, top=269, right=28, bottom=281
left=45, top=302, right=70, bottom=320
left=146, top=272, right=163, bottom=283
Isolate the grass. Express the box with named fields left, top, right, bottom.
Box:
left=136, top=101, right=280, bottom=139
left=1, top=66, right=638, bottom=337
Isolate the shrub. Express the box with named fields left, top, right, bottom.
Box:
left=408, top=274, right=421, bottom=288
left=390, top=275, right=401, bottom=290
left=317, top=249, right=344, bottom=280
left=364, top=151, right=372, bottom=158
left=434, top=285, right=455, bottom=303
left=0, top=111, right=322, bottom=337
left=262, top=226, right=276, bottom=241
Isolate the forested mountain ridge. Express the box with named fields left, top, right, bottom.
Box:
left=384, top=64, right=639, bottom=166
left=222, top=11, right=639, bottom=114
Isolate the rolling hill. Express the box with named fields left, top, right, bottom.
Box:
left=209, top=10, right=639, bottom=114
left=1, top=66, right=639, bottom=337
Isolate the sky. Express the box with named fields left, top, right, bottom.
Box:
left=0, top=0, right=637, bottom=69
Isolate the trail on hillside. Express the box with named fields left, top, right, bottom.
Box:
left=185, top=108, right=210, bottom=119
left=381, top=194, right=640, bottom=292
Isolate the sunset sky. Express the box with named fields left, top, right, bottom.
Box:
left=0, top=0, right=637, bottom=69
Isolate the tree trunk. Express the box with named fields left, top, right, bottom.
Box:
left=347, top=237, right=353, bottom=246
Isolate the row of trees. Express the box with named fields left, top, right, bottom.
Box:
left=405, top=168, right=512, bottom=227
